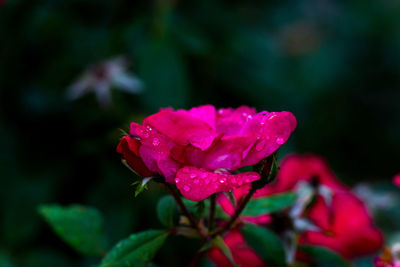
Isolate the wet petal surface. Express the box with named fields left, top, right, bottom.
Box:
left=175, top=167, right=260, bottom=201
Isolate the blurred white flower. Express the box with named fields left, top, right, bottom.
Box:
left=353, top=183, right=397, bottom=213
left=283, top=181, right=323, bottom=265
left=67, top=56, right=143, bottom=108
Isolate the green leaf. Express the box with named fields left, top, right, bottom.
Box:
left=131, top=177, right=153, bottom=197
left=100, top=230, right=168, bottom=267
left=241, top=224, right=286, bottom=267
left=157, top=196, right=177, bottom=228
left=38, top=204, right=106, bottom=256
left=298, top=245, right=349, bottom=267
left=242, top=193, right=296, bottom=216
left=212, top=236, right=239, bottom=267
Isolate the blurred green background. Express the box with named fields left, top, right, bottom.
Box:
left=1, top=0, right=400, bottom=266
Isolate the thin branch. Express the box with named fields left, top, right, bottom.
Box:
left=165, top=183, right=202, bottom=234
left=212, top=187, right=256, bottom=237
left=208, top=194, right=216, bottom=231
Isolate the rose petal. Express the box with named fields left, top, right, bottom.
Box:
left=116, top=136, right=154, bottom=177
left=240, top=111, right=297, bottom=167
left=186, top=105, right=216, bottom=130
left=181, top=135, right=257, bottom=170
left=175, top=167, right=260, bottom=201
left=130, top=122, right=180, bottom=182
left=143, top=109, right=218, bottom=151
left=301, top=192, right=384, bottom=259
left=216, top=106, right=257, bottom=136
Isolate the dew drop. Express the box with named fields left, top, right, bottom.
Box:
left=218, top=109, right=229, bottom=117
left=183, top=185, right=191, bottom=192
left=276, top=137, right=284, bottom=144
left=255, top=140, right=266, bottom=151
left=152, top=138, right=160, bottom=146
left=190, top=173, right=197, bottom=179
left=238, top=181, right=243, bottom=186
left=219, top=178, right=226, bottom=183
left=175, top=178, right=180, bottom=183
left=200, top=172, right=208, bottom=178
left=245, top=178, right=250, bottom=183
left=193, top=179, right=199, bottom=184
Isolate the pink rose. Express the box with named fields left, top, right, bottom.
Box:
left=117, top=105, right=296, bottom=201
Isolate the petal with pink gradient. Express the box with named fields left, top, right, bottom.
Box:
left=174, top=167, right=260, bottom=201
left=215, top=106, right=257, bottom=136
left=130, top=122, right=181, bottom=182
left=240, top=111, right=297, bottom=167
left=143, top=109, right=218, bottom=151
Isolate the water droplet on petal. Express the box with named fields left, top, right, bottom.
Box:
left=193, top=179, right=199, bottom=184
left=190, top=173, right=197, bottom=179
left=183, top=185, right=191, bottom=192
left=200, top=172, right=208, bottom=178
left=238, top=181, right=243, bottom=186
left=175, top=178, right=180, bottom=183
left=219, top=178, right=226, bottom=183
left=276, top=137, right=284, bottom=144
left=152, top=138, right=160, bottom=146
left=245, top=178, right=250, bottom=183
left=255, top=140, right=266, bottom=151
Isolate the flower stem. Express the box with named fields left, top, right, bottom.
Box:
left=212, top=187, right=256, bottom=237
left=165, top=183, right=202, bottom=234
left=208, top=194, right=216, bottom=231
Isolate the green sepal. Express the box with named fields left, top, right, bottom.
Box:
left=131, top=177, right=153, bottom=197
left=212, top=236, right=239, bottom=267
left=252, top=152, right=279, bottom=190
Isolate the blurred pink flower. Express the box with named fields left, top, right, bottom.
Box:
left=117, top=105, right=296, bottom=201
left=67, top=56, right=143, bottom=108
left=218, top=154, right=383, bottom=262
left=394, top=174, right=400, bottom=187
